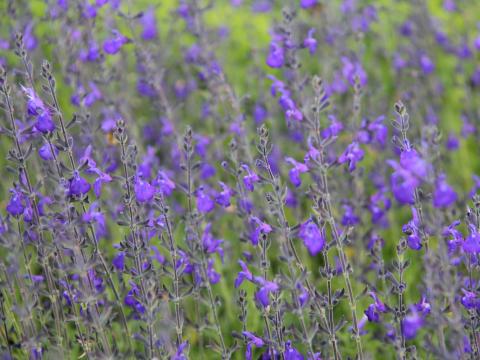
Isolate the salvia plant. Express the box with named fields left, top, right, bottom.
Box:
left=1, top=0, right=480, bottom=359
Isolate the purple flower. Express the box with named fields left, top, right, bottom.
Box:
left=321, top=115, right=344, bottom=139
left=401, top=308, right=424, bottom=340
left=254, top=276, right=279, bottom=307
left=284, top=341, right=304, bottom=360
left=150, top=245, right=165, bottom=265
left=463, top=224, right=480, bottom=254
left=341, top=204, right=360, bottom=226
left=250, top=216, right=272, bottom=246
left=171, top=341, right=188, bottom=360
left=35, top=112, right=55, bottom=133
left=141, top=7, right=158, bottom=40
left=368, top=115, right=388, bottom=147
left=134, top=177, right=155, bottom=203
left=474, top=35, right=480, bottom=51
left=22, top=86, right=55, bottom=133
left=369, top=190, right=391, bottom=225
left=388, top=149, right=429, bottom=205
left=173, top=342, right=188, bottom=360
left=285, top=157, right=308, bottom=187
left=402, top=207, right=422, bottom=250
left=416, top=295, right=431, bottom=315
left=207, top=259, right=221, bottom=284
left=6, top=188, right=25, bottom=216
left=420, top=54, right=435, bottom=74
left=23, top=22, right=38, bottom=51
left=365, top=291, right=387, bottom=322
left=266, top=41, right=284, bottom=68
left=300, top=0, right=318, bottom=9
left=83, top=82, right=102, bottom=107
left=202, top=223, right=223, bottom=258
left=69, top=172, right=91, bottom=196
left=341, top=57, right=367, bottom=86
left=443, top=220, right=463, bottom=253
left=79, top=42, right=100, bottom=62
left=215, top=181, right=234, bottom=208
left=242, top=164, right=260, bottom=192
left=22, top=86, right=45, bottom=116
left=103, top=31, right=129, bottom=54
left=446, top=133, right=459, bottom=150
left=253, top=103, right=268, bottom=124
left=298, top=284, right=309, bottom=307
left=338, top=142, right=364, bottom=172
left=38, top=142, right=58, bottom=161
left=298, top=220, right=325, bottom=256
left=153, top=170, right=176, bottom=197
left=235, top=260, right=253, bottom=288
left=303, top=28, right=317, bottom=54
left=461, top=289, right=479, bottom=310
left=195, top=187, right=215, bottom=213
left=433, top=174, right=457, bottom=208
left=243, top=331, right=264, bottom=347
left=82, top=202, right=107, bottom=238
left=124, top=282, right=145, bottom=314
left=113, top=252, right=125, bottom=271
left=244, top=331, right=265, bottom=360
left=443, top=0, right=457, bottom=12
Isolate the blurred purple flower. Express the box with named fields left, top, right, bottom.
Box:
left=298, top=220, right=325, bottom=256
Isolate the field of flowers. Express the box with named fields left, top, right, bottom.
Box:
left=1, top=0, right=480, bottom=359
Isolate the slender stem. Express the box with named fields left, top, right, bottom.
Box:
left=0, top=297, right=13, bottom=358
left=259, top=238, right=276, bottom=359
left=260, top=149, right=319, bottom=358
left=42, top=68, right=132, bottom=352
left=159, top=196, right=184, bottom=345
left=119, top=138, right=154, bottom=358
left=21, top=63, right=114, bottom=355
left=323, top=251, right=342, bottom=360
